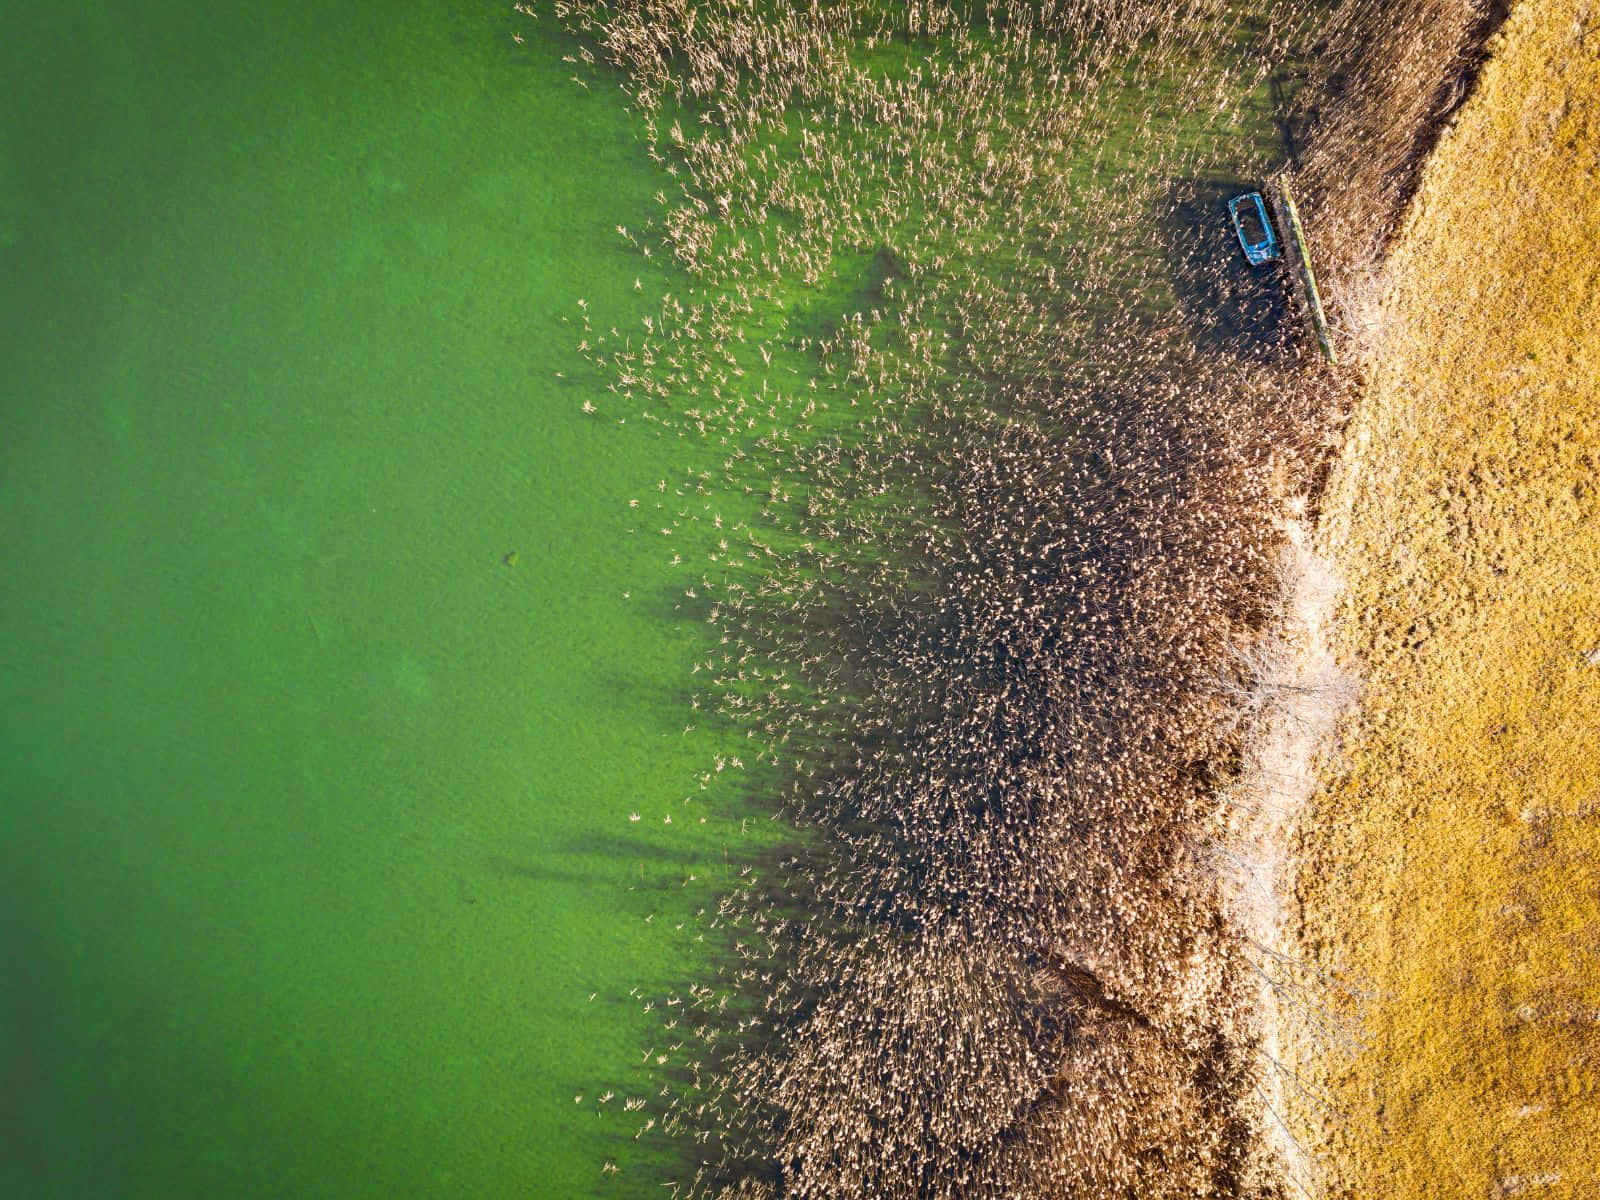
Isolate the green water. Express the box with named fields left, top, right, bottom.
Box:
left=0, top=0, right=1307, bottom=1193
left=1, top=3, right=729, bottom=1196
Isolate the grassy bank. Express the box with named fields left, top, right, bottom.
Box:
left=1292, top=0, right=1600, bottom=1194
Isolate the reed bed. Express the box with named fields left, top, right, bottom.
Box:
left=533, top=0, right=1502, bottom=1193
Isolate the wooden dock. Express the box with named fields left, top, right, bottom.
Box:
left=1274, top=178, right=1337, bottom=364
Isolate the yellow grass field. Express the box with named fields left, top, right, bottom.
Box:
left=1291, top=0, right=1600, bottom=1195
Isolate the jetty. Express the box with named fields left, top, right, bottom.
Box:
left=1273, top=177, right=1338, bottom=364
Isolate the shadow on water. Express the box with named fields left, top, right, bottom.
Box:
left=1269, top=70, right=1313, bottom=170
left=1160, top=178, right=1298, bottom=367
left=484, top=834, right=710, bottom=882
left=786, top=243, right=905, bottom=346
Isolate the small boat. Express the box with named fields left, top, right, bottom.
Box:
left=1227, top=191, right=1281, bottom=265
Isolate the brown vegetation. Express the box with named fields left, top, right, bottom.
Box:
left=1291, top=0, right=1509, bottom=300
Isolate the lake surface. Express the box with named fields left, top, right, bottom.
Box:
left=0, top=2, right=1306, bottom=1196
left=1, top=3, right=731, bottom=1195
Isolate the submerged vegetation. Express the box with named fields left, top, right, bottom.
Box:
left=529, top=0, right=1512, bottom=1194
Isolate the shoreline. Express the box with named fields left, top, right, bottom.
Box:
left=1221, top=1, right=1525, bottom=1188
left=1222, top=504, right=1351, bottom=1197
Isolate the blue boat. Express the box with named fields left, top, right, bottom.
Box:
left=1227, top=191, right=1281, bottom=265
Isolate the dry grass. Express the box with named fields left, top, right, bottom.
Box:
left=1289, top=1, right=1600, bottom=1195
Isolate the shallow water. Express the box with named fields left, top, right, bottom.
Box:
left=0, top=3, right=735, bottom=1196
left=0, top=1, right=1315, bottom=1195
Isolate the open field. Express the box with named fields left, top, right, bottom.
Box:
left=1291, top=0, right=1600, bottom=1194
